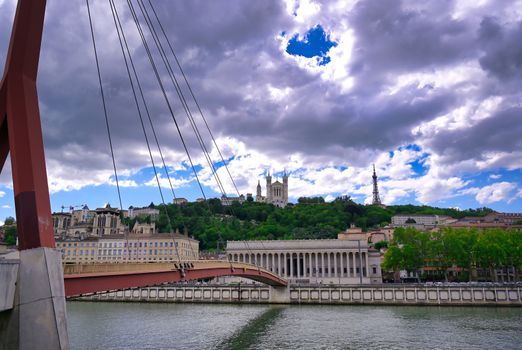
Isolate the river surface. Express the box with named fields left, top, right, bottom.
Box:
left=67, top=302, right=522, bottom=349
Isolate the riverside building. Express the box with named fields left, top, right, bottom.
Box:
left=226, top=230, right=382, bottom=284
left=56, top=233, right=199, bottom=263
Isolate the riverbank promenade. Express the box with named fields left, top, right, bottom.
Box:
left=76, top=282, right=522, bottom=306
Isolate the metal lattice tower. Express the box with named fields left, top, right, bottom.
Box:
left=372, top=164, right=382, bottom=206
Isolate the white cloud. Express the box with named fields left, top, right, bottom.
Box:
left=489, top=174, right=501, bottom=180
left=474, top=182, right=518, bottom=204
left=1, top=205, right=10, bottom=209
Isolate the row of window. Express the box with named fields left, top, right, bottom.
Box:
left=57, top=240, right=193, bottom=249
left=59, top=248, right=196, bottom=257
left=63, top=256, right=186, bottom=261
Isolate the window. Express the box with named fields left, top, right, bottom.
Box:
left=372, top=267, right=377, bottom=274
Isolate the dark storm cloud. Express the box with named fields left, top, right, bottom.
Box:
left=478, top=16, right=522, bottom=81
left=423, top=106, right=522, bottom=164
left=348, top=0, right=473, bottom=79
left=1, top=0, right=521, bottom=188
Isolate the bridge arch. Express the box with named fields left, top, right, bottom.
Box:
left=63, top=261, right=287, bottom=297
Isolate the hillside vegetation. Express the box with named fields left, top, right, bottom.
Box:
left=123, top=197, right=493, bottom=251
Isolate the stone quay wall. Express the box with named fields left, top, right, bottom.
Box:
left=76, top=284, right=522, bottom=306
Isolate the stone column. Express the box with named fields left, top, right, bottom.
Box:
left=314, top=252, right=319, bottom=278
left=297, top=253, right=303, bottom=278
left=352, top=252, right=357, bottom=277
left=290, top=253, right=294, bottom=278
left=340, top=252, right=344, bottom=278
left=327, top=252, right=332, bottom=277
left=346, top=252, right=350, bottom=277
left=320, top=252, right=324, bottom=277
left=334, top=253, right=338, bottom=278
left=303, top=253, right=310, bottom=277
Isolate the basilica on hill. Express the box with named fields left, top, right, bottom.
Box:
left=255, top=170, right=289, bottom=208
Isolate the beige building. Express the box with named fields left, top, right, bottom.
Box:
left=391, top=214, right=456, bottom=229
left=132, top=222, right=156, bottom=235
left=173, top=198, right=188, bottom=205
left=56, top=233, right=199, bottom=263
left=92, top=204, right=126, bottom=236
left=220, top=194, right=245, bottom=206
left=127, top=205, right=160, bottom=220
left=226, top=235, right=382, bottom=284
left=52, top=212, right=72, bottom=239
left=256, top=170, right=289, bottom=208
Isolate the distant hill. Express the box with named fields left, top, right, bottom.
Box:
left=127, top=197, right=494, bottom=251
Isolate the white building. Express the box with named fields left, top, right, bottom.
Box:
left=391, top=214, right=455, bottom=228
left=220, top=194, right=245, bottom=206
left=56, top=233, right=199, bottom=263
left=256, top=170, right=289, bottom=208
left=226, top=237, right=382, bottom=284
left=127, top=205, right=160, bottom=219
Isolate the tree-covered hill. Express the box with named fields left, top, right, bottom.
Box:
left=123, top=197, right=493, bottom=251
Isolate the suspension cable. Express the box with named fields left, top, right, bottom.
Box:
left=127, top=0, right=230, bottom=269
left=147, top=0, right=241, bottom=197
left=138, top=1, right=260, bottom=271
left=126, top=0, right=208, bottom=202
left=136, top=0, right=228, bottom=198
left=109, top=0, right=183, bottom=265
left=135, top=0, right=251, bottom=270
left=86, top=0, right=131, bottom=259
left=85, top=0, right=123, bottom=212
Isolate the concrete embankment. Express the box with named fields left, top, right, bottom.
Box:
left=76, top=284, right=522, bottom=306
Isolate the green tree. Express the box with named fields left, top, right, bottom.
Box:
left=4, top=216, right=15, bottom=225
left=474, top=229, right=509, bottom=281
left=4, top=225, right=17, bottom=246
left=382, top=245, right=402, bottom=282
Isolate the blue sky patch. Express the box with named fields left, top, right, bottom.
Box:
left=286, top=25, right=337, bottom=66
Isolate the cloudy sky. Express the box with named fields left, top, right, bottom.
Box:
left=0, top=0, right=521, bottom=218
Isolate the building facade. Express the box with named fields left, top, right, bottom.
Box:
left=127, top=205, right=160, bottom=219
left=226, top=238, right=382, bottom=284
left=391, top=214, right=456, bottom=228
left=256, top=170, right=289, bottom=208
left=56, top=234, right=199, bottom=263
left=220, top=194, right=245, bottom=206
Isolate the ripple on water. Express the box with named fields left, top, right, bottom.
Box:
left=67, top=302, right=522, bottom=350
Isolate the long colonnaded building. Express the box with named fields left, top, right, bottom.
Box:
left=56, top=233, right=199, bottom=263
left=226, top=226, right=382, bottom=284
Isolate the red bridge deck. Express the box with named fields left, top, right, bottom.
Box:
left=63, top=260, right=287, bottom=297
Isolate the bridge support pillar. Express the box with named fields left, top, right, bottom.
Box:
left=0, top=247, right=69, bottom=349
left=269, top=286, right=290, bottom=304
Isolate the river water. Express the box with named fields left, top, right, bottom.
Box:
left=67, top=302, right=522, bottom=349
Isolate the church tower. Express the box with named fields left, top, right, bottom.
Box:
left=266, top=170, right=272, bottom=202
left=256, top=180, right=262, bottom=198
left=372, top=164, right=382, bottom=206
left=282, top=169, right=289, bottom=205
